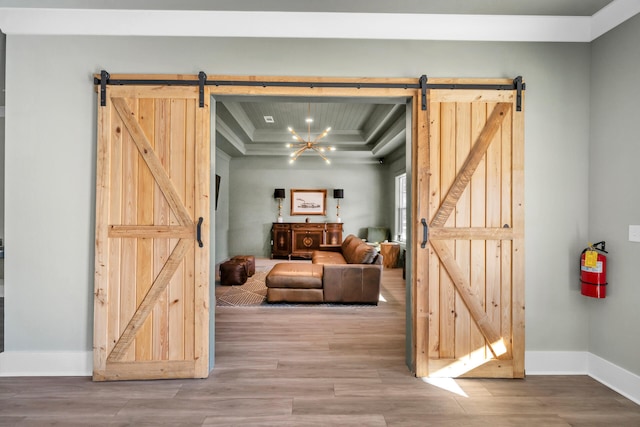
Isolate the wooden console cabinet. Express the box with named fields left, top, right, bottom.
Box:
left=271, top=222, right=343, bottom=259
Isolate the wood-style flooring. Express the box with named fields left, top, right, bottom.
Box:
left=1, top=267, right=639, bottom=426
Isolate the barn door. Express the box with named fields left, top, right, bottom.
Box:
left=93, top=83, right=210, bottom=381
left=415, top=83, right=524, bottom=378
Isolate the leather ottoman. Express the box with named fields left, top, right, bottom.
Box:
left=265, top=263, right=324, bottom=303
left=232, top=255, right=255, bottom=277
left=219, top=259, right=248, bottom=286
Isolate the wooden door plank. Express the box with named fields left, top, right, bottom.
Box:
left=137, top=98, right=155, bottom=362
left=500, top=107, right=514, bottom=360
left=428, top=358, right=515, bottom=378
left=120, top=99, right=139, bottom=362
left=108, top=238, right=192, bottom=362
left=439, top=102, right=456, bottom=360
left=430, top=240, right=507, bottom=359
left=454, top=102, right=471, bottom=363
left=93, top=93, right=111, bottom=375
left=511, top=93, right=526, bottom=378
left=183, top=99, right=197, bottom=362
left=96, top=361, right=196, bottom=381
left=106, top=109, right=123, bottom=360
left=169, top=98, right=187, bottom=361
left=428, top=227, right=515, bottom=240
left=414, top=95, right=430, bottom=376
left=111, top=97, right=193, bottom=228
left=430, top=103, right=512, bottom=228
left=153, top=98, right=171, bottom=361
left=109, top=225, right=194, bottom=238
left=427, top=90, right=515, bottom=104
left=426, top=98, right=441, bottom=364
left=484, top=102, right=502, bottom=357
left=469, top=102, right=488, bottom=363
left=193, top=91, right=210, bottom=377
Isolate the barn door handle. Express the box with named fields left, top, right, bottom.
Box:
left=196, top=217, right=204, bottom=248
left=421, top=218, right=428, bottom=248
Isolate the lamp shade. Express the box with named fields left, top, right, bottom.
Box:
left=274, top=188, right=285, bottom=199
left=333, top=189, right=344, bottom=199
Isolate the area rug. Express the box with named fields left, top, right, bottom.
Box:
left=216, top=270, right=269, bottom=306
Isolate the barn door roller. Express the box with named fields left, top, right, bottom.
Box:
left=99, top=70, right=110, bottom=107
left=198, top=71, right=207, bottom=108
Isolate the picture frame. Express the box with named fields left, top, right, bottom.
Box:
left=290, top=189, right=327, bottom=216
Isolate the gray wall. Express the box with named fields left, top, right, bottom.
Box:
left=226, top=156, right=390, bottom=258
left=2, top=35, right=595, bottom=369
left=589, top=13, right=640, bottom=374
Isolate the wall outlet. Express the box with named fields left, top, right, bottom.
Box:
left=629, top=225, right=640, bottom=243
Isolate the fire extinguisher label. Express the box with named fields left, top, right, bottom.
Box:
left=584, top=250, right=598, bottom=268
left=581, top=261, right=603, bottom=273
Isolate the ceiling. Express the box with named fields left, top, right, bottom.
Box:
left=215, top=96, right=407, bottom=163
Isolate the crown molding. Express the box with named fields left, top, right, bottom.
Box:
left=592, top=0, right=640, bottom=39
left=0, top=2, right=638, bottom=42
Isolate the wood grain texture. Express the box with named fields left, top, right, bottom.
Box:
left=430, top=240, right=506, bottom=359
left=430, top=102, right=511, bottom=228
left=94, top=85, right=210, bottom=380
left=108, top=239, right=192, bottom=362
left=112, top=97, right=194, bottom=228
left=422, top=88, right=523, bottom=378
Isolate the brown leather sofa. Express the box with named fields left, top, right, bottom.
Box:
left=265, top=234, right=382, bottom=304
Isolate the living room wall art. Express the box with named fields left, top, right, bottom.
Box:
left=291, top=189, right=326, bottom=215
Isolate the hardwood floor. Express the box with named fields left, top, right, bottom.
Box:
left=1, top=267, right=639, bottom=426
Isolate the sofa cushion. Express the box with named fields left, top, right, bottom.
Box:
left=342, top=236, right=362, bottom=260
left=312, top=251, right=347, bottom=265
left=346, top=242, right=377, bottom=264
left=267, top=288, right=324, bottom=303
left=342, top=239, right=377, bottom=264
left=266, top=263, right=323, bottom=289
left=341, top=234, right=356, bottom=253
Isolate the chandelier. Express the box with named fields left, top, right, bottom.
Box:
left=287, top=104, right=335, bottom=164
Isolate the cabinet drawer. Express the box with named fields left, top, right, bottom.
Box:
left=291, top=223, right=324, bottom=230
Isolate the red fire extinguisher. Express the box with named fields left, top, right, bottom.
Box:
left=580, top=241, right=607, bottom=298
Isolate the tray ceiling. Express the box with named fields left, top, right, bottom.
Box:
left=215, top=96, right=407, bottom=163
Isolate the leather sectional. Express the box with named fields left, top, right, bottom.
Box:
left=265, top=234, right=383, bottom=304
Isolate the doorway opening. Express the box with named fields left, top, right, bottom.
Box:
left=210, top=89, right=416, bottom=373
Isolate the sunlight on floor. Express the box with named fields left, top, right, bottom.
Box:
left=421, top=377, right=469, bottom=397
left=378, top=293, right=387, bottom=302
left=431, top=346, right=493, bottom=377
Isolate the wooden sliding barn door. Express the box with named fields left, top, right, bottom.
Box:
left=415, top=83, right=524, bottom=378
left=93, top=83, right=210, bottom=381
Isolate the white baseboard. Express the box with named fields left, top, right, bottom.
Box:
left=0, top=351, right=92, bottom=377
left=588, top=353, right=640, bottom=405
left=525, top=350, right=640, bottom=405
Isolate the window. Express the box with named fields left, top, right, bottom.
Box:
left=395, top=173, right=407, bottom=242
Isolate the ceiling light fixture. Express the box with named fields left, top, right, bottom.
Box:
left=286, top=104, right=334, bottom=164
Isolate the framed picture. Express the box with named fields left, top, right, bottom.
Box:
left=290, top=189, right=327, bottom=216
